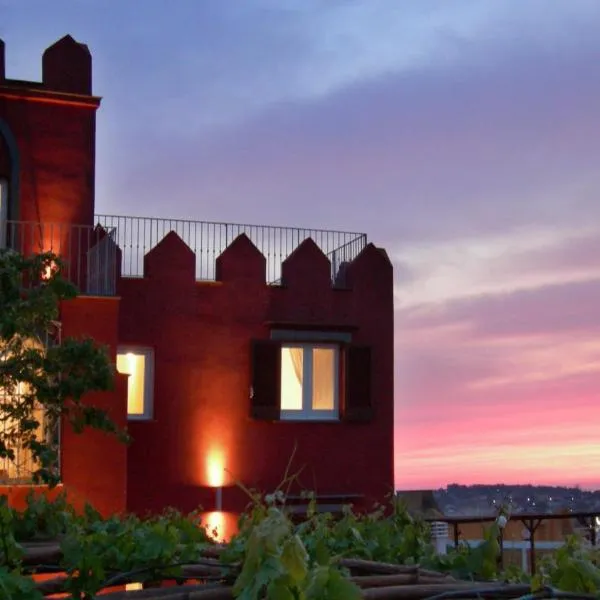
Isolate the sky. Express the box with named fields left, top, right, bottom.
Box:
left=2, top=0, right=600, bottom=491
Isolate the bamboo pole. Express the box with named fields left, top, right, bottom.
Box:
left=361, top=582, right=532, bottom=600
left=340, top=559, right=421, bottom=574
left=350, top=573, right=457, bottom=588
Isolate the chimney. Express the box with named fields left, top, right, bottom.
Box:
left=42, top=34, right=92, bottom=95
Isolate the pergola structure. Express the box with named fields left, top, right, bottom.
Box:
left=426, top=511, right=600, bottom=575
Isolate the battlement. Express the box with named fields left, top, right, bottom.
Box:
left=0, top=34, right=95, bottom=97
left=137, top=230, right=391, bottom=291
left=4, top=215, right=389, bottom=296
left=96, top=214, right=370, bottom=286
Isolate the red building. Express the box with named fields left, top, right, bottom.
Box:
left=0, top=35, right=394, bottom=525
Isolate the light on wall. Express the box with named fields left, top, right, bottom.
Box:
left=206, top=447, right=226, bottom=511
left=206, top=448, right=225, bottom=487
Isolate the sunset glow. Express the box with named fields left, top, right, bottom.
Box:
left=394, top=228, right=600, bottom=490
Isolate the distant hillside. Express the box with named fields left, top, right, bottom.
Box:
left=397, top=484, right=600, bottom=517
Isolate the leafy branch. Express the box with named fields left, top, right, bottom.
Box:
left=0, top=249, right=127, bottom=485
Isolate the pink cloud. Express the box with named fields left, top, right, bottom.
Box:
left=394, top=274, right=600, bottom=489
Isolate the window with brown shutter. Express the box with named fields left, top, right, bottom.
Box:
left=343, top=345, right=374, bottom=422
left=251, top=338, right=343, bottom=422
left=250, top=339, right=282, bottom=420
left=279, top=343, right=339, bottom=421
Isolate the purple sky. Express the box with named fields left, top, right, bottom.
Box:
left=3, top=1, right=600, bottom=489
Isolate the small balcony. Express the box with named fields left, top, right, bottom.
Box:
left=2, top=216, right=368, bottom=296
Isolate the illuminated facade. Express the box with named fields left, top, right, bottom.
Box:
left=0, top=35, right=394, bottom=522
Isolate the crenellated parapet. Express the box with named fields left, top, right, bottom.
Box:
left=123, top=231, right=392, bottom=297
left=215, top=234, right=266, bottom=284
left=144, top=231, right=196, bottom=284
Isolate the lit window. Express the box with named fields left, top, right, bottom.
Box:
left=0, top=337, right=53, bottom=483
left=116, top=347, right=153, bottom=420
left=280, top=344, right=339, bottom=420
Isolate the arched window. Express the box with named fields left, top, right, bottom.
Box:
left=0, top=117, right=20, bottom=247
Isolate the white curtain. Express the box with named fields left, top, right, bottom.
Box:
left=312, top=348, right=335, bottom=410
left=289, top=347, right=303, bottom=384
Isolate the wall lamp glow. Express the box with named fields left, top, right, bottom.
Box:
left=206, top=449, right=227, bottom=511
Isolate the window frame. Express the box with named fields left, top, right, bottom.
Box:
left=116, top=346, right=154, bottom=421
left=280, top=342, right=340, bottom=422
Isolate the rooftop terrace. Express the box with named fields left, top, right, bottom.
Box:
left=4, top=215, right=368, bottom=295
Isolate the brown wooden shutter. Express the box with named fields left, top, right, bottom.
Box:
left=250, top=339, right=281, bottom=420
left=343, top=345, right=374, bottom=422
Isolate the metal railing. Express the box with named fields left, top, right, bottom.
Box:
left=95, top=214, right=367, bottom=284
left=3, top=220, right=118, bottom=296
left=1, top=216, right=368, bottom=295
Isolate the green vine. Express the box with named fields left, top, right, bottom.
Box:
left=0, top=491, right=599, bottom=598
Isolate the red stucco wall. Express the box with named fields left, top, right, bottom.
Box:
left=119, top=233, right=394, bottom=516
left=58, top=297, right=128, bottom=515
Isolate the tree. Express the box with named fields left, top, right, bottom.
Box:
left=0, top=249, right=126, bottom=486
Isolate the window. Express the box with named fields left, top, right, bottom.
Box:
left=250, top=337, right=374, bottom=423
left=280, top=344, right=339, bottom=420
left=0, top=381, right=48, bottom=482
left=0, top=337, right=56, bottom=483
left=0, top=178, right=7, bottom=248
left=116, top=347, right=154, bottom=420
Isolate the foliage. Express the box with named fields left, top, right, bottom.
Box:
left=533, top=535, right=600, bottom=594
left=11, top=491, right=75, bottom=541
left=0, top=566, right=42, bottom=600
left=430, top=521, right=502, bottom=581
left=0, top=489, right=600, bottom=597
left=59, top=509, right=215, bottom=597
left=293, top=494, right=433, bottom=566
left=227, top=503, right=361, bottom=600
left=0, top=250, right=126, bottom=485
